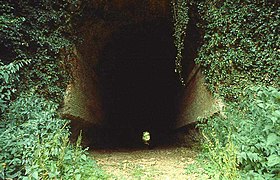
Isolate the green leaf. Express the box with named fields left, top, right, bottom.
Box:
left=3, top=73, right=9, bottom=83
left=247, top=152, right=260, bottom=162
left=32, top=171, right=39, bottom=179
left=263, top=125, right=273, bottom=132
left=272, top=110, right=280, bottom=118
left=257, top=103, right=265, bottom=109
left=266, top=133, right=279, bottom=146
left=267, top=155, right=280, bottom=167
left=81, top=154, right=87, bottom=161
left=239, top=152, right=247, bottom=161
left=75, top=174, right=81, bottom=180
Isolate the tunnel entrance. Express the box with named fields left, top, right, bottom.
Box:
left=95, top=20, right=184, bottom=148
left=61, top=1, right=218, bottom=150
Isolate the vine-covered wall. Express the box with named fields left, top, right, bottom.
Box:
left=0, top=0, right=80, bottom=114
left=193, top=0, right=280, bottom=101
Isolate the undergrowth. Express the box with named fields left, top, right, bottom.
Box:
left=0, top=92, right=106, bottom=179
left=1, top=0, right=279, bottom=179
left=0, top=1, right=106, bottom=179
left=177, top=0, right=280, bottom=179
left=198, top=86, right=280, bottom=179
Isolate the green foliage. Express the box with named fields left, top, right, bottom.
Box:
left=0, top=1, right=107, bottom=179
left=198, top=86, right=280, bottom=179
left=0, top=59, right=31, bottom=113
left=175, top=1, right=280, bottom=178
left=0, top=92, right=106, bottom=179
left=194, top=0, right=280, bottom=100
left=0, top=0, right=80, bottom=108
left=198, top=111, right=240, bottom=179
left=235, top=87, right=280, bottom=179
left=172, top=0, right=190, bottom=85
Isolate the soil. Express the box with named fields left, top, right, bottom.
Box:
left=90, top=143, right=205, bottom=180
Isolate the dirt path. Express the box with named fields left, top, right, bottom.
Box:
left=91, top=145, right=204, bottom=180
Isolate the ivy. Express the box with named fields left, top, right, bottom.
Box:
left=188, top=1, right=280, bottom=178
left=172, top=0, right=190, bottom=86
left=0, top=0, right=81, bottom=110
left=194, top=0, right=280, bottom=100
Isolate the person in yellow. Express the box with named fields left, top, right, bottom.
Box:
left=142, top=131, right=151, bottom=148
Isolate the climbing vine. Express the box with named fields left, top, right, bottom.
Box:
left=171, top=0, right=190, bottom=86
left=189, top=0, right=280, bottom=179
left=0, top=0, right=84, bottom=108
left=0, top=1, right=106, bottom=179
left=195, top=0, right=280, bottom=100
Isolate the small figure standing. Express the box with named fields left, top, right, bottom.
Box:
left=142, top=131, right=151, bottom=148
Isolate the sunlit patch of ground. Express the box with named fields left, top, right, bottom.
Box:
left=91, top=144, right=207, bottom=180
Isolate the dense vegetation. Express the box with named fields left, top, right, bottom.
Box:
left=0, top=1, right=106, bottom=179
left=181, top=0, right=280, bottom=179
left=1, top=0, right=279, bottom=179
left=198, top=87, right=280, bottom=179
left=195, top=0, right=279, bottom=101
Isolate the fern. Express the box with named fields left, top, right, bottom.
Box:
left=0, top=59, right=31, bottom=114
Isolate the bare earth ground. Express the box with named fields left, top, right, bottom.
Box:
left=91, top=145, right=206, bottom=180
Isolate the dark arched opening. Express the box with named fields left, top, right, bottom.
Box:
left=96, top=20, right=183, bottom=147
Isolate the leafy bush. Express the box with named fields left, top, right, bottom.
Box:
left=0, top=59, right=31, bottom=113
left=0, top=0, right=79, bottom=106
left=235, top=87, right=280, bottom=179
left=199, top=86, right=280, bottom=179
left=0, top=92, right=106, bottom=179
left=0, top=1, right=107, bottom=179
left=190, top=1, right=280, bottom=178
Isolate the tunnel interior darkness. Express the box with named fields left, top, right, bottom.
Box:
left=95, top=20, right=184, bottom=147
left=94, top=19, right=195, bottom=148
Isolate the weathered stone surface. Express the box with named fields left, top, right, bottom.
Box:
left=176, top=67, right=220, bottom=127
left=62, top=46, right=103, bottom=125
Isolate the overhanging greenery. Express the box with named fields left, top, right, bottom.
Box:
left=0, top=0, right=279, bottom=179
left=0, top=1, right=106, bottom=179
left=185, top=0, right=280, bottom=179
